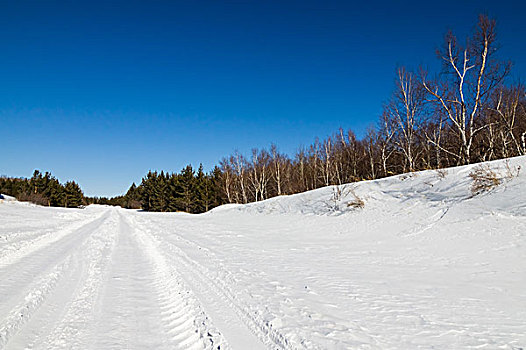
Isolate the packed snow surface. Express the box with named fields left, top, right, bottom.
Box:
left=1, top=157, right=525, bottom=349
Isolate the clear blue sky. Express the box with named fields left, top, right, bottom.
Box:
left=1, top=0, right=525, bottom=196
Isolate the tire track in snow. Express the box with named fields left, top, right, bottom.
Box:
left=130, top=214, right=287, bottom=350
left=0, top=210, right=107, bottom=268
left=0, top=255, right=73, bottom=349
left=0, top=210, right=112, bottom=349
left=123, top=213, right=228, bottom=350
left=160, top=239, right=292, bottom=350
left=0, top=211, right=110, bottom=317
left=35, top=209, right=120, bottom=349
left=92, top=212, right=209, bottom=349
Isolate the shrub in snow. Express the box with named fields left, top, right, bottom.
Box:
left=469, top=164, right=501, bottom=195
left=346, top=187, right=365, bottom=209
left=328, top=184, right=365, bottom=212
left=469, top=161, right=522, bottom=196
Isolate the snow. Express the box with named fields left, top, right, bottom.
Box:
left=1, top=156, right=525, bottom=349
left=0, top=194, right=16, bottom=202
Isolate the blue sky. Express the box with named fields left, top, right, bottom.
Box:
left=1, top=0, right=525, bottom=196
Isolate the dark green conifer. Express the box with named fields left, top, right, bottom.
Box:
left=64, top=181, right=84, bottom=208
left=177, top=165, right=195, bottom=213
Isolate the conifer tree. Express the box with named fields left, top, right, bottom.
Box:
left=209, top=166, right=224, bottom=209
left=152, top=171, right=169, bottom=212
left=194, top=164, right=207, bottom=213
left=177, top=165, right=195, bottom=213
left=48, top=178, right=64, bottom=207
left=140, top=171, right=157, bottom=211
left=124, top=182, right=142, bottom=209
left=167, top=173, right=181, bottom=211
left=64, top=181, right=84, bottom=208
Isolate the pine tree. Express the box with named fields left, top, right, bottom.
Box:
left=64, top=181, right=84, bottom=208
left=124, top=182, right=141, bottom=209
left=194, top=164, right=207, bottom=213
left=167, top=173, right=181, bottom=211
left=140, top=171, right=156, bottom=211
left=152, top=171, right=169, bottom=212
left=209, top=166, right=224, bottom=209
left=177, top=165, right=195, bottom=213
left=48, top=178, right=64, bottom=206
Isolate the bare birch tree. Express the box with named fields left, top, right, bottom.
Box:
left=422, top=15, right=510, bottom=164
left=232, top=152, right=248, bottom=203
left=388, top=67, right=424, bottom=171
left=270, top=144, right=286, bottom=196
left=249, top=148, right=270, bottom=201
left=492, top=85, right=526, bottom=156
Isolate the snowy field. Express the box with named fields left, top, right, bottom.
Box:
left=1, top=157, right=525, bottom=349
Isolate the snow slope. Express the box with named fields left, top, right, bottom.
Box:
left=1, top=156, right=525, bottom=349
left=0, top=194, right=16, bottom=202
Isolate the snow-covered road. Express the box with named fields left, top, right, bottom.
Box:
left=1, top=157, right=525, bottom=349
left=0, top=205, right=274, bottom=349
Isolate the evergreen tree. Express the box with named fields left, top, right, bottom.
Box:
left=167, top=173, right=181, bottom=211
left=208, top=166, right=224, bottom=209
left=194, top=164, right=207, bottom=213
left=152, top=171, right=169, bottom=212
left=1, top=171, right=85, bottom=208
left=64, top=181, right=84, bottom=208
left=140, top=171, right=156, bottom=211
left=124, top=182, right=142, bottom=209
left=48, top=178, right=65, bottom=207
left=177, top=165, right=195, bottom=213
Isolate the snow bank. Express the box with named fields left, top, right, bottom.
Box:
left=225, top=155, right=525, bottom=217
left=0, top=194, right=16, bottom=202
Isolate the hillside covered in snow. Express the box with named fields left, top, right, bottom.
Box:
left=1, top=156, right=525, bottom=349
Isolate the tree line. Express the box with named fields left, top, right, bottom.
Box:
left=0, top=170, right=84, bottom=208
left=2, top=16, right=525, bottom=212
left=104, top=164, right=223, bottom=213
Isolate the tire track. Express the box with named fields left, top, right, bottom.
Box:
left=36, top=210, right=119, bottom=349
left=129, top=214, right=285, bottom=350
left=0, top=256, right=72, bottom=348
left=0, top=210, right=107, bottom=268
left=0, top=211, right=110, bottom=316
left=92, top=212, right=201, bottom=349
left=0, top=210, right=112, bottom=349
left=123, top=213, right=229, bottom=350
